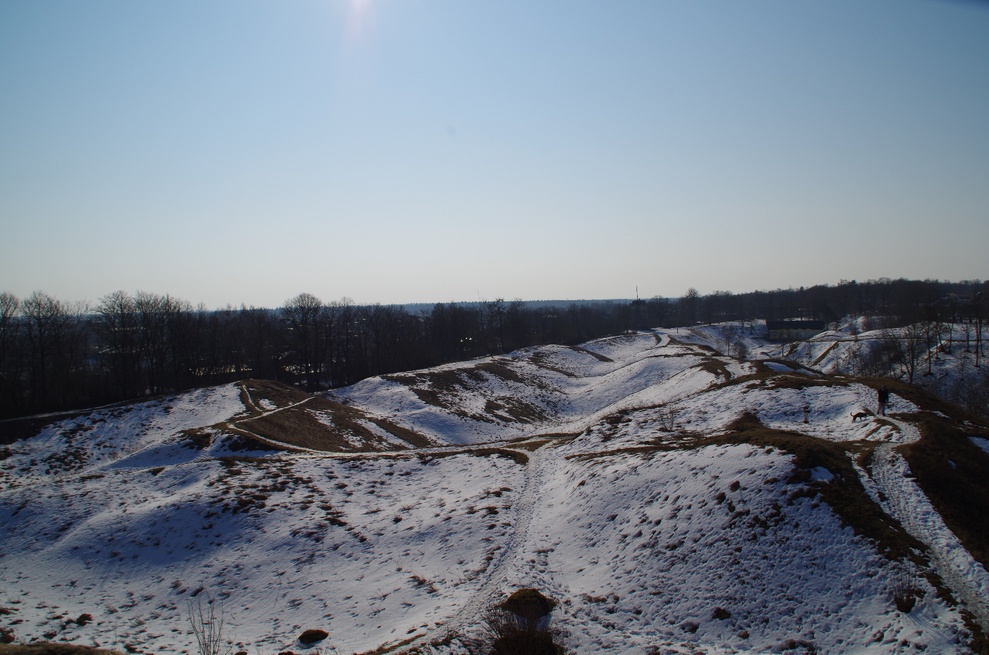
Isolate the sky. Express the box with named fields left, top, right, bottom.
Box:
left=1, top=0, right=987, bottom=309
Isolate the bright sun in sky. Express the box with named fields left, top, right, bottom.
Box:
left=0, top=0, right=986, bottom=309
left=346, top=0, right=372, bottom=42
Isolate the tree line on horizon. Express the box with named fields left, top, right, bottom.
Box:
left=0, top=278, right=986, bottom=421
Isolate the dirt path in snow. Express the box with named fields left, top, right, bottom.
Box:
left=235, top=396, right=314, bottom=423
left=867, top=423, right=989, bottom=632
left=218, top=387, right=320, bottom=450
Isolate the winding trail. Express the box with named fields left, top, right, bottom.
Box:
left=444, top=445, right=550, bottom=631
left=384, top=444, right=554, bottom=653
left=867, top=419, right=989, bottom=632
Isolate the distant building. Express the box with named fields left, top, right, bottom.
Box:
left=766, top=319, right=826, bottom=341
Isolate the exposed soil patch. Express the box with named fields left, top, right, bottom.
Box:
left=240, top=379, right=311, bottom=413
left=695, top=357, right=732, bottom=381
left=236, top=395, right=432, bottom=452
left=568, top=345, right=613, bottom=363
left=484, top=397, right=547, bottom=424
left=0, top=645, right=124, bottom=655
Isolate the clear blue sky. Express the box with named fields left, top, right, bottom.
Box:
left=2, top=0, right=987, bottom=309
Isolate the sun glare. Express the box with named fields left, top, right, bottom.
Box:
left=346, top=0, right=372, bottom=42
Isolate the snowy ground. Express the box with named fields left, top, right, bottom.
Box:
left=2, top=327, right=988, bottom=654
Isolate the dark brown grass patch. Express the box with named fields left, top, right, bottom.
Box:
left=695, top=357, right=732, bottom=381
left=0, top=645, right=124, bottom=655
left=241, top=379, right=311, bottom=410
left=298, top=629, right=329, bottom=645
left=485, top=398, right=547, bottom=424
left=418, top=447, right=529, bottom=466
left=364, top=417, right=438, bottom=449
left=386, top=362, right=549, bottom=425
left=568, top=345, right=614, bottom=363
left=180, top=428, right=212, bottom=450
left=475, top=361, right=528, bottom=385
left=713, top=413, right=923, bottom=562
left=900, top=412, right=989, bottom=571
left=234, top=396, right=433, bottom=452
left=384, top=370, right=465, bottom=411
left=0, top=411, right=93, bottom=445
left=510, top=434, right=578, bottom=451
left=529, top=352, right=576, bottom=377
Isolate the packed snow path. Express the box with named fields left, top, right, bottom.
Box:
left=867, top=419, right=989, bottom=632
left=394, top=444, right=553, bottom=652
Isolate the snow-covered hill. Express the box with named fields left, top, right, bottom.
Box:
left=2, top=328, right=989, bottom=654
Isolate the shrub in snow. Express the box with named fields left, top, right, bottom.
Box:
left=298, top=629, right=329, bottom=645
left=488, top=589, right=563, bottom=655
left=892, top=574, right=924, bottom=614
left=499, top=588, right=557, bottom=631
left=188, top=593, right=232, bottom=655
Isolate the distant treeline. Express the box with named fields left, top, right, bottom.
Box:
left=0, top=278, right=986, bottom=420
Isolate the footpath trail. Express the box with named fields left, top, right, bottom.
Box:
left=388, top=444, right=553, bottom=653
left=868, top=420, right=989, bottom=632
left=444, top=445, right=550, bottom=629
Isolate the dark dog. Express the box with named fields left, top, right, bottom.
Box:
left=851, top=411, right=870, bottom=422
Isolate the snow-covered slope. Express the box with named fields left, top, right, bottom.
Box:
left=2, top=329, right=988, bottom=654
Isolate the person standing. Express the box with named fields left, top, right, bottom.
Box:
left=878, top=385, right=890, bottom=416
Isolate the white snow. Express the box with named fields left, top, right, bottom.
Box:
left=2, top=329, right=987, bottom=655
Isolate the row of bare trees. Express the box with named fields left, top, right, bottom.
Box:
left=278, top=294, right=637, bottom=392
left=0, top=291, right=637, bottom=419
left=0, top=290, right=277, bottom=418
left=2, top=278, right=987, bottom=420
left=657, top=278, right=989, bottom=328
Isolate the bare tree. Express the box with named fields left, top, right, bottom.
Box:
left=976, top=290, right=986, bottom=368
left=95, top=291, right=141, bottom=398
left=283, top=293, right=329, bottom=391
left=0, top=292, right=22, bottom=415
left=0, top=292, right=17, bottom=350
left=900, top=322, right=925, bottom=385
left=237, top=305, right=282, bottom=380
left=486, top=298, right=507, bottom=352
left=129, top=291, right=192, bottom=393
left=135, top=291, right=171, bottom=394
left=21, top=291, right=77, bottom=409
left=719, top=323, right=744, bottom=358
left=679, top=287, right=700, bottom=326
